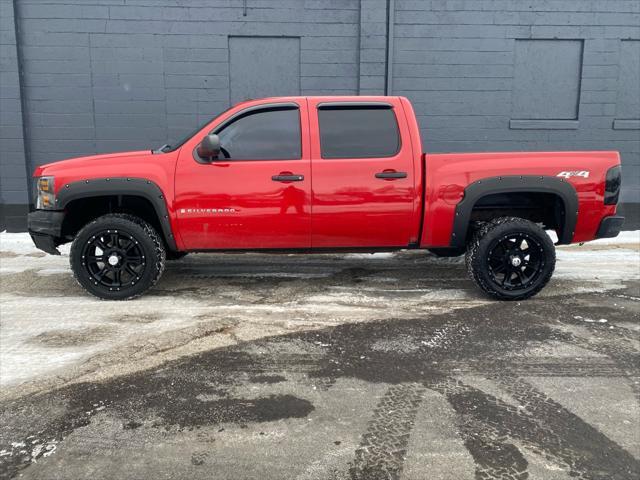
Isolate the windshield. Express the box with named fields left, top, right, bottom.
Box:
left=157, top=106, right=234, bottom=153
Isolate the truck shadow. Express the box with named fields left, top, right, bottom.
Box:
left=158, top=251, right=474, bottom=296
left=0, top=251, right=473, bottom=299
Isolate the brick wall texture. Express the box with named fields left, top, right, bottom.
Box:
left=0, top=0, right=638, bottom=226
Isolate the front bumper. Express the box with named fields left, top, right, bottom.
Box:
left=27, top=210, right=65, bottom=255
left=595, top=215, right=625, bottom=239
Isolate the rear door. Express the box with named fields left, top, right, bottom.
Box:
left=308, top=99, right=417, bottom=248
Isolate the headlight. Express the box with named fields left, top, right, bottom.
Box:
left=35, top=176, right=56, bottom=209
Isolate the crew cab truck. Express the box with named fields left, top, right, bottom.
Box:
left=27, top=96, right=624, bottom=301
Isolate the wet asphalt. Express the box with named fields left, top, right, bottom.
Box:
left=0, top=250, right=639, bottom=479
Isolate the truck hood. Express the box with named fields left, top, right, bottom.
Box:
left=34, top=150, right=152, bottom=176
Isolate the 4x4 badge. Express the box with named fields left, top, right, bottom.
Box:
left=557, top=170, right=590, bottom=179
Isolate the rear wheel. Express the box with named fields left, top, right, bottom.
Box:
left=466, top=217, right=555, bottom=300
left=70, top=214, right=166, bottom=300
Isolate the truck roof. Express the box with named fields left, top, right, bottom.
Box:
left=232, top=95, right=403, bottom=109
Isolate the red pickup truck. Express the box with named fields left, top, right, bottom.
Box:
left=28, top=96, right=623, bottom=301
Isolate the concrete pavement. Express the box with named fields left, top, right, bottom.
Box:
left=0, top=233, right=638, bottom=479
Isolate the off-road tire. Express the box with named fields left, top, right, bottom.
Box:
left=70, top=214, right=166, bottom=300
left=466, top=217, right=555, bottom=301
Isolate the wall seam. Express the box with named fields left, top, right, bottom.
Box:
left=11, top=0, right=32, bottom=202
left=88, top=33, right=98, bottom=154
left=385, top=0, right=395, bottom=95
left=356, top=0, right=362, bottom=94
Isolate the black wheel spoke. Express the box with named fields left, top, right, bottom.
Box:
left=488, top=232, right=544, bottom=292
left=489, top=251, right=503, bottom=263
left=95, top=267, right=108, bottom=281
left=82, top=229, right=146, bottom=291
left=125, top=264, right=139, bottom=278
left=110, top=233, right=120, bottom=248
left=122, top=238, right=135, bottom=252
left=493, top=263, right=507, bottom=273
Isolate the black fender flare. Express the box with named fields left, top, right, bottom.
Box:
left=56, top=177, right=178, bottom=251
left=450, top=175, right=578, bottom=248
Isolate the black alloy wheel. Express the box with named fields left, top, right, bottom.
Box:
left=70, top=214, right=165, bottom=300
left=81, top=229, right=146, bottom=290
left=486, top=232, right=544, bottom=290
left=466, top=217, right=556, bottom=300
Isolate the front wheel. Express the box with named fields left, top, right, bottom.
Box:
left=465, top=217, right=555, bottom=301
left=70, top=214, right=166, bottom=300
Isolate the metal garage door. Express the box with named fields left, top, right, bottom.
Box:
left=229, top=37, right=301, bottom=105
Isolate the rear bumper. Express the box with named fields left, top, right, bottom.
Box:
left=595, top=215, right=625, bottom=239
left=27, top=210, right=65, bottom=255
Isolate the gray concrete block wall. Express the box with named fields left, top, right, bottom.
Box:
left=393, top=0, right=640, bottom=204
left=359, top=0, right=388, bottom=95
left=0, top=0, right=638, bottom=230
left=14, top=0, right=361, bottom=175
left=0, top=0, right=29, bottom=226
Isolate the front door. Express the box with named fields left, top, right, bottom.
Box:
left=308, top=99, right=417, bottom=247
left=174, top=100, right=311, bottom=250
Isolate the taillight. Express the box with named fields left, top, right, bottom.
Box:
left=604, top=165, right=621, bottom=205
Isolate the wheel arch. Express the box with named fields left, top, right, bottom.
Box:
left=57, top=177, right=177, bottom=251
left=450, top=175, right=578, bottom=248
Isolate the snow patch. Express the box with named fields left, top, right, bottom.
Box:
left=547, top=229, right=639, bottom=245
left=555, top=248, right=640, bottom=281
left=0, top=233, right=42, bottom=255
left=0, top=232, right=70, bottom=255
left=574, top=315, right=608, bottom=324
left=36, top=268, right=71, bottom=276
left=344, top=252, right=396, bottom=259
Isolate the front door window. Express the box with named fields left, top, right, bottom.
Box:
left=215, top=107, right=301, bottom=160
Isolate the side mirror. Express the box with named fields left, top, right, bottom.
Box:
left=197, top=134, right=221, bottom=161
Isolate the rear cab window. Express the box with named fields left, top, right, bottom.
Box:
left=317, top=104, right=401, bottom=159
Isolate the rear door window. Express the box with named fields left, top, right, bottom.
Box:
left=317, top=105, right=400, bottom=159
